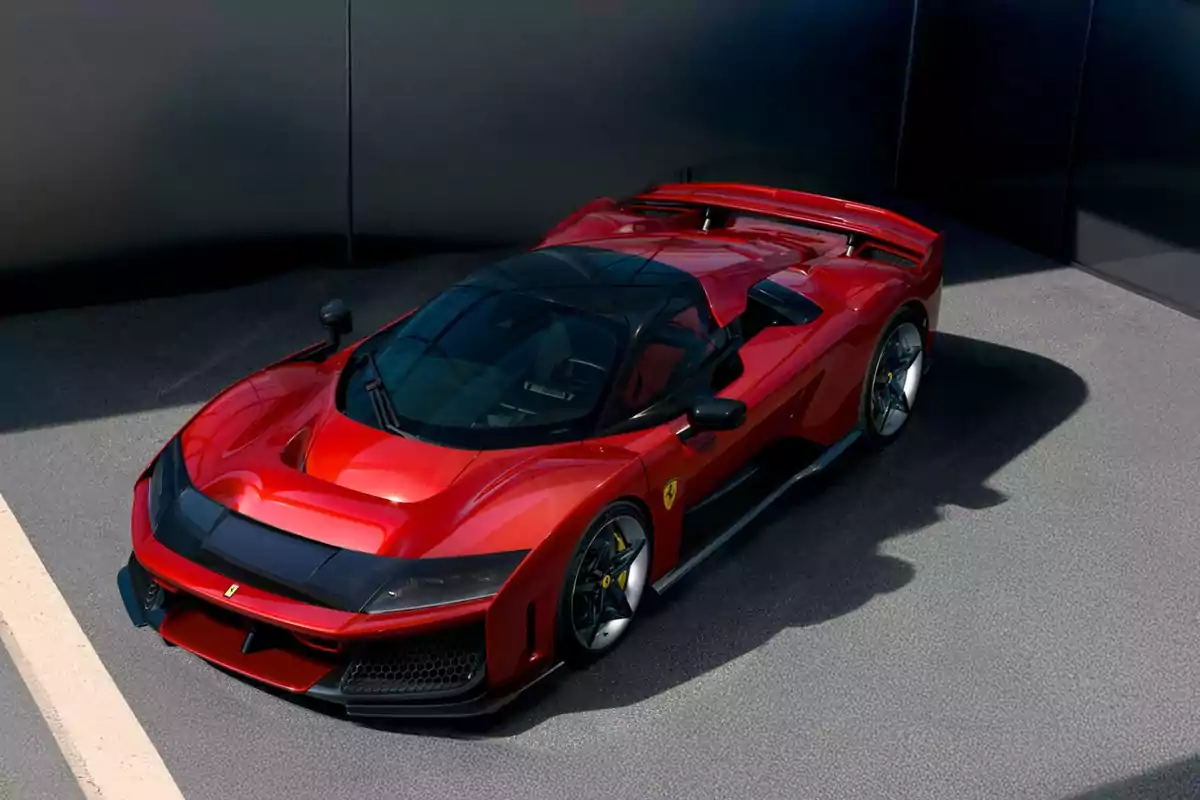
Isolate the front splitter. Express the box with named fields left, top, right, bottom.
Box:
left=119, top=558, right=565, bottom=720
left=306, top=660, right=566, bottom=720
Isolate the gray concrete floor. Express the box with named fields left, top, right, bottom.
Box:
left=1, top=217, right=1199, bottom=800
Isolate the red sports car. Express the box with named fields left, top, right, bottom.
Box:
left=118, top=182, right=943, bottom=718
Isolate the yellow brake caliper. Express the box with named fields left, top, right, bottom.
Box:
left=613, top=529, right=629, bottom=590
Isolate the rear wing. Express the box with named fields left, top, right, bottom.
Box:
left=630, top=182, right=942, bottom=273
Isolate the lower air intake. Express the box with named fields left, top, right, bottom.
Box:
left=339, top=623, right=485, bottom=697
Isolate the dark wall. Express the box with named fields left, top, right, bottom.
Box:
left=1070, top=0, right=1200, bottom=313
left=899, top=0, right=1093, bottom=260
left=352, top=0, right=915, bottom=244
left=0, top=2, right=346, bottom=273
left=2, top=1, right=915, bottom=290
left=901, top=0, right=1200, bottom=314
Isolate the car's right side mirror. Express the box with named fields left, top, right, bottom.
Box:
left=686, top=397, right=747, bottom=432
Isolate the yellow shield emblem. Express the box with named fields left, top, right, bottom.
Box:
left=224, top=583, right=240, bottom=598
left=662, top=478, right=679, bottom=511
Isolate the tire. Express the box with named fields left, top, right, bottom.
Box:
left=555, top=500, right=653, bottom=665
left=859, top=307, right=926, bottom=450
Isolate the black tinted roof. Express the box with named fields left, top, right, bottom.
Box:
left=337, top=245, right=718, bottom=449
left=461, top=244, right=705, bottom=323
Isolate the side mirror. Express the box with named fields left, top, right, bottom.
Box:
left=319, top=299, right=352, bottom=352
left=686, top=397, right=746, bottom=432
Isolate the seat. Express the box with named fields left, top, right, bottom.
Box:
left=622, top=343, right=687, bottom=409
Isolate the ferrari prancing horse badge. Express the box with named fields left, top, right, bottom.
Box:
left=225, top=583, right=239, bottom=598
left=663, top=478, right=679, bottom=511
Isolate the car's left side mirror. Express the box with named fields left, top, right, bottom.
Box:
left=319, top=299, right=353, bottom=353
left=686, top=397, right=747, bottom=432
left=320, top=299, right=353, bottom=335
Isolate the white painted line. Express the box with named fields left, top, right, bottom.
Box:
left=0, top=494, right=185, bottom=800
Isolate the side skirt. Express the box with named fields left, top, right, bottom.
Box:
left=651, top=428, right=861, bottom=595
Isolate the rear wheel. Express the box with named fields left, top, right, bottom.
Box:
left=555, top=501, right=652, bottom=664
left=860, top=309, right=925, bottom=449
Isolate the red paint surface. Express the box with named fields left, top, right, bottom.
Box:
left=160, top=603, right=338, bottom=693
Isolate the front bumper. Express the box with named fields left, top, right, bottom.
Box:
left=118, top=555, right=561, bottom=719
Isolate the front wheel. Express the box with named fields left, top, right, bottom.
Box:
left=555, top=501, right=653, bottom=664
left=859, top=310, right=925, bottom=449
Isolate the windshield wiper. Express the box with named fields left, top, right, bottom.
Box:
left=361, top=352, right=404, bottom=434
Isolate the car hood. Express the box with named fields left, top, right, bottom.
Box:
left=176, top=353, right=635, bottom=558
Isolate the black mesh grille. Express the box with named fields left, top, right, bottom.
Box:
left=339, top=624, right=485, bottom=697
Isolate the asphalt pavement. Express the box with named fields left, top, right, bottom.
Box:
left=0, top=649, right=84, bottom=800
left=1, top=218, right=1199, bottom=800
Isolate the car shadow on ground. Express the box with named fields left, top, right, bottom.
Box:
left=343, top=331, right=1088, bottom=739
left=1058, top=754, right=1200, bottom=800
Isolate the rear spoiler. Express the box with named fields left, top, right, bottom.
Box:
left=632, top=182, right=941, bottom=268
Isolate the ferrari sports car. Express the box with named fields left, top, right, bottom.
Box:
left=118, top=182, right=942, bottom=718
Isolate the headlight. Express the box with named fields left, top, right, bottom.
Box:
left=147, top=452, right=168, bottom=529
left=364, top=550, right=528, bottom=614
left=146, top=438, right=186, bottom=531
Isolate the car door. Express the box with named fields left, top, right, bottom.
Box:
left=609, top=301, right=769, bottom=518
left=620, top=305, right=829, bottom=574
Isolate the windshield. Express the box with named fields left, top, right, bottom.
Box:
left=340, top=285, right=627, bottom=449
